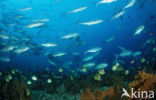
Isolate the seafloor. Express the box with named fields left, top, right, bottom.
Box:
left=0, top=61, right=156, bottom=100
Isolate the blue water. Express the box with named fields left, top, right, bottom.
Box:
left=0, top=0, right=156, bottom=73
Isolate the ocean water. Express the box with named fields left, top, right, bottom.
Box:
left=0, top=0, right=156, bottom=100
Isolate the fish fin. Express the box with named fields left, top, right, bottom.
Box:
left=114, top=54, right=119, bottom=60
left=118, top=46, right=126, bottom=51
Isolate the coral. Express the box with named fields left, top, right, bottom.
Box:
left=80, top=87, right=115, bottom=100
left=129, top=70, right=156, bottom=91
left=2, top=78, right=32, bottom=100
left=80, top=89, right=95, bottom=100
left=56, top=83, right=66, bottom=94
left=32, top=90, right=80, bottom=100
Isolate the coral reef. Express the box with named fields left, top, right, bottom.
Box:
left=129, top=70, right=156, bottom=91
left=80, top=87, right=116, bottom=100
left=32, top=90, right=80, bottom=100
left=80, top=89, right=95, bottom=100
left=1, top=78, right=32, bottom=100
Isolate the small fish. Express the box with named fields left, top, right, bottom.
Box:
left=31, top=75, right=37, bottom=81
left=69, top=6, right=87, bottom=13
left=31, top=19, right=50, bottom=22
left=123, top=0, right=136, bottom=9
left=0, top=45, right=16, bottom=52
left=106, top=36, right=115, bottom=42
left=72, top=52, right=80, bottom=55
left=132, top=51, right=141, bottom=56
left=48, top=59, right=57, bottom=66
left=53, top=52, right=66, bottom=57
left=58, top=68, right=63, bottom=73
left=41, top=43, right=57, bottom=47
left=95, top=63, right=108, bottom=69
left=94, top=73, right=101, bottom=81
left=112, top=10, right=125, bottom=20
left=63, top=61, right=73, bottom=68
left=47, top=79, right=52, bottom=83
left=0, top=57, right=10, bottom=62
left=83, top=55, right=95, bottom=62
left=130, top=60, right=135, bottom=64
left=119, top=50, right=132, bottom=57
left=83, top=62, right=95, bottom=68
left=61, top=33, right=79, bottom=39
left=14, top=46, right=30, bottom=54
left=79, top=20, right=103, bottom=26
left=79, top=67, right=87, bottom=72
left=19, top=7, right=32, bottom=12
left=86, top=47, right=102, bottom=53
left=14, top=15, right=24, bottom=19
left=134, top=25, right=145, bottom=35
left=0, top=34, right=9, bottom=39
left=25, top=23, right=44, bottom=28
left=117, top=46, right=132, bottom=57
left=112, top=65, right=117, bottom=71
left=98, top=69, right=105, bottom=75
left=96, top=0, right=117, bottom=5
left=125, top=70, right=129, bottom=75
left=27, top=80, right=32, bottom=85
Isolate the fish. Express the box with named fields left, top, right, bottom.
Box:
left=14, top=46, right=30, bottom=54
left=47, top=79, right=52, bottom=83
left=79, top=20, right=103, bottom=26
left=53, top=52, right=66, bottom=57
left=48, top=59, right=57, bottom=66
left=27, top=80, right=32, bottom=85
left=31, top=19, right=50, bottom=22
left=0, top=34, right=9, bottom=39
left=132, top=51, right=142, bottom=56
left=58, top=68, right=63, bottom=73
left=41, top=43, right=57, bottom=47
left=123, top=0, right=136, bottom=9
left=134, top=25, right=145, bottom=35
left=96, top=0, right=117, bottom=5
left=0, top=45, right=16, bottom=52
left=117, top=46, right=132, bottom=57
left=112, top=65, right=117, bottom=71
left=83, top=62, right=95, bottom=68
left=25, top=23, right=44, bottom=28
left=98, top=69, right=105, bottom=75
left=95, top=63, right=108, bottom=69
left=31, top=75, right=37, bottom=81
left=85, top=47, right=102, bottom=53
left=14, top=15, right=24, bottom=19
left=112, top=10, right=125, bottom=20
left=72, top=52, right=80, bottom=55
left=106, top=36, right=115, bottom=42
left=117, top=46, right=141, bottom=58
left=61, top=33, right=79, bottom=39
left=79, top=67, right=87, bottom=73
left=83, top=55, right=95, bottom=62
left=119, top=50, right=132, bottom=57
left=69, top=6, right=87, bottom=13
left=94, top=73, right=101, bottom=81
left=63, top=61, right=73, bottom=69
left=0, top=56, right=10, bottom=62
left=19, top=7, right=32, bottom=12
